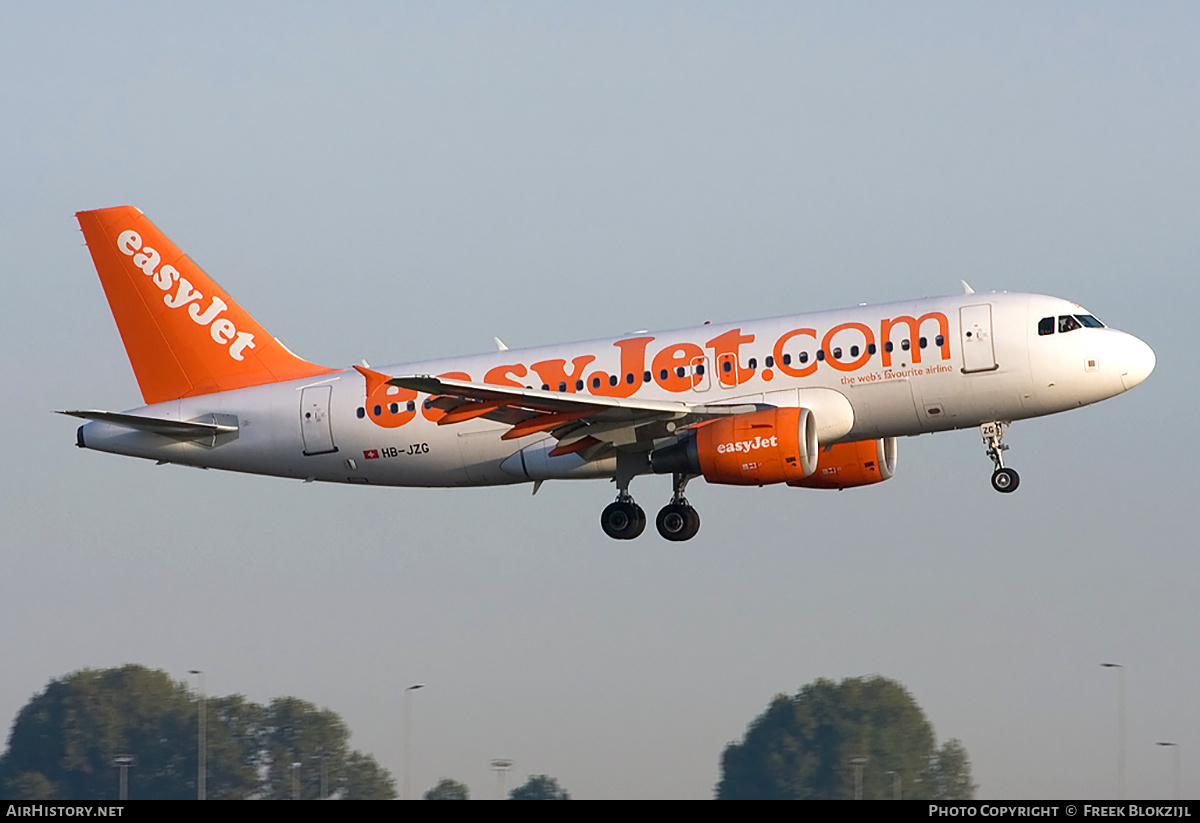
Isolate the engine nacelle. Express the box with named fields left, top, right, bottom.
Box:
left=787, top=437, right=897, bottom=489
left=651, top=408, right=818, bottom=486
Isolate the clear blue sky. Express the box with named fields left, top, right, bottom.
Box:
left=1, top=2, right=1196, bottom=799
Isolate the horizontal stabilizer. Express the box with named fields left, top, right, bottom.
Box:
left=58, top=410, right=238, bottom=439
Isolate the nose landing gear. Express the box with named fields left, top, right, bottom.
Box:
left=982, top=421, right=1020, bottom=493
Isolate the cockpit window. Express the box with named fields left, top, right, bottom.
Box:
left=1075, top=314, right=1104, bottom=328
left=1038, top=317, right=1055, bottom=336
left=1058, top=315, right=1082, bottom=333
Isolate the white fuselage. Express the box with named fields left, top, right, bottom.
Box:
left=77, top=291, right=1154, bottom=488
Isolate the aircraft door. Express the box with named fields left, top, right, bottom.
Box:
left=715, top=353, right=740, bottom=388
left=690, top=355, right=710, bottom=392
left=960, top=304, right=998, bottom=373
left=300, top=385, right=338, bottom=455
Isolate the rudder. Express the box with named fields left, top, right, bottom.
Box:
left=78, top=206, right=335, bottom=404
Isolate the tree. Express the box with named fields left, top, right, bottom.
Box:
left=922, top=739, right=977, bottom=800
left=509, top=774, right=570, bottom=800
left=0, top=666, right=395, bottom=800
left=716, top=675, right=974, bottom=800
left=424, top=777, right=470, bottom=800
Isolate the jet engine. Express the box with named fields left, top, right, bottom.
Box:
left=650, top=408, right=818, bottom=485
left=787, top=437, right=897, bottom=489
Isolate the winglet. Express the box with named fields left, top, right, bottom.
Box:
left=77, top=206, right=336, bottom=404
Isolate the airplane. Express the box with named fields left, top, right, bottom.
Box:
left=63, top=206, right=1156, bottom=541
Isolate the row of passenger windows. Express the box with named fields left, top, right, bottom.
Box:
left=355, top=334, right=948, bottom=417
left=358, top=401, right=420, bottom=418
left=1038, top=314, right=1104, bottom=336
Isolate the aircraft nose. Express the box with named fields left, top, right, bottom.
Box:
left=1119, top=334, right=1155, bottom=391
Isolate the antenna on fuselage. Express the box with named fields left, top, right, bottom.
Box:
left=961, top=280, right=975, bottom=295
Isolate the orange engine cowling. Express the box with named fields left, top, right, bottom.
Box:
left=787, top=437, right=898, bottom=489
left=682, top=407, right=819, bottom=486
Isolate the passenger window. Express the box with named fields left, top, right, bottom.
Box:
left=901, top=339, right=911, bottom=351
left=660, top=369, right=669, bottom=380
left=356, top=407, right=365, bottom=419
left=558, top=382, right=567, bottom=392
left=918, top=337, right=927, bottom=349
left=592, top=377, right=602, bottom=389
left=748, top=358, right=757, bottom=370
left=676, top=366, right=686, bottom=378
left=625, top=373, right=635, bottom=384
left=850, top=345, right=859, bottom=357
left=407, top=401, right=415, bottom=412
left=816, top=350, right=825, bottom=361
left=798, top=352, right=808, bottom=364
left=935, top=334, right=945, bottom=347
left=575, top=380, right=584, bottom=391
left=1038, top=317, right=1055, bottom=336
left=782, top=353, right=792, bottom=366
left=765, top=356, right=774, bottom=368
left=868, top=343, right=877, bottom=355
left=643, top=371, right=651, bottom=383
left=389, top=403, right=398, bottom=414
left=832, top=347, right=842, bottom=359
left=722, top=361, right=732, bottom=373
left=1059, top=315, right=1082, bottom=333
left=884, top=341, right=894, bottom=353
left=696, top=363, right=705, bottom=375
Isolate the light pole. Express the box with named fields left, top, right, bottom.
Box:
left=491, top=759, right=513, bottom=800
left=1101, top=663, right=1125, bottom=800
left=112, top=755, right=135, bottom=801
left=188, top=670, right=205, bottom=800
left=849, top=756, right=868, bottom=800
left=886, top=769, right=901, bottom=800
left=403, top=684, right=425, bottom=800
left=291, top=761, right=301, bottom=800
left=1157, top=742, right=1180, bottom=801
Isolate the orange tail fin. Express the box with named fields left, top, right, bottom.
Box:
left=78, top=206, right=336, bottom=404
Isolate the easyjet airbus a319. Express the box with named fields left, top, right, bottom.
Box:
left=64, top=206, right=1155, bottom=541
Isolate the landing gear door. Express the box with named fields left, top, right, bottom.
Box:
left=300, top=385, right=338, bottom=455
left=960, top=304, right=998, bottom=373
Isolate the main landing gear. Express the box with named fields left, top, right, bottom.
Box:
left=656, top=473, right=701, bottom=542
left=600, top=495, right=646, bottom=540
left=600, top=473, right=701, bottom=541
left=982, top=421, right=1020, bottom=493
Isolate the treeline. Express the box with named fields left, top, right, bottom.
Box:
left=1, top=667, right=971, bottom=800
left=0, top=665, right=393, bottom=800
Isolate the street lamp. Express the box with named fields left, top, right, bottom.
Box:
left=1100, top=663, right=1125, bottom=800
left=490, top=759, right=513, bottom=800
left=403, top=684, right=425, bottom=800
left=112, top=755, right=135, bottom=801
left=188, top=670, right=206, bottom=801
left=886, top=769, right=901, bottom=800
left=849, top=756, right=868, bottom=800
left=1157, top=742, right=1180, bottom=801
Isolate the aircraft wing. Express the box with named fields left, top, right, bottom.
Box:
left=386, top=374, right=760, bottom=453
